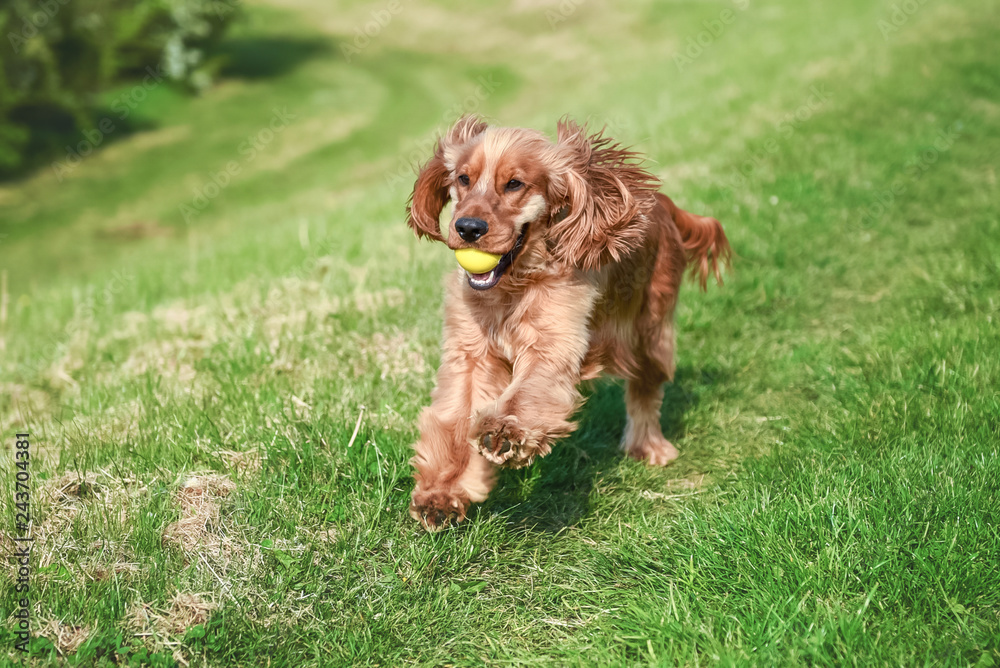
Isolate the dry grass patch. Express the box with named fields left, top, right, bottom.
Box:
left=0, top=471, right=145, bottom=586
left=218, top=448, right=266, bottom=477
left=353, top=330, right=428, bottom=381
left=128, top=592, right=217, bottom=638
left=640, top=474, right=709, bottom=501
left=63, top=400, right=146, bottom=451
left=126, top=592, right=217, bottom=665
left=312, top=527, right=338, bottom=544
left=96, top=220, right=175, bottom=240
left=44, top=343, right=88, bottom=393
left=34, top=471, right=145, bottom=570
left=0, top=382, right=53, bottom=431
left=162, top=474, right=238, bottom=559
left=39, top=620, right=91, bottom=656
left=82, top=538, right=140, bottom=582
left=103, top=280, right=409, bottom=392
left=37, top=471, right=133, bottom=529
left=123, top=338, right=202, bottom=383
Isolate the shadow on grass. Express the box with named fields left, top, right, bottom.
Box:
left=0, top=36, right=331, bottom=184
left=0, top=104, right=159, bottom=185
left=214, top=36, right=332, bottom=79
left=480, top=364, right=723, bottom=533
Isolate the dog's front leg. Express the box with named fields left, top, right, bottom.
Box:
left=410, top=305, right=510, bottom=532
left=471, top=281, right=596, bottom=468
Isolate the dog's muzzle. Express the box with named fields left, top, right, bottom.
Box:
left=465, top=225, right=529, bottom=291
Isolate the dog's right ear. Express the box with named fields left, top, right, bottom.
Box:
left=406, top=115, right=488, bottom=241
left=406, top=149, right=449, bottom=241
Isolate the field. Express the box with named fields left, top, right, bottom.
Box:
left=1, top=0, right=999, bottom=665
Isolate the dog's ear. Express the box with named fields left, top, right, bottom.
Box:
left=406, top=149, right=449, bottom=241
left=546, top=118, right=660, bottom=270
left=406, top=116, right=488, bottom=241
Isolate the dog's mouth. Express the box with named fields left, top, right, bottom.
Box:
left=465, top=225, right=529, bottom=291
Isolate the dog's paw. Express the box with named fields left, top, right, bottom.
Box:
left=410, top=488, right=469, bottom=533
left=625, top=435, right=679, bottom=467
left=472, top=413, right=550, bottom=469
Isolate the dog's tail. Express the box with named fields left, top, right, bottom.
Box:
left=662, top=194, right=732, bottom=291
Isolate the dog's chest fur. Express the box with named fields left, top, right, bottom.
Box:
left=457, top=259, right=663, bottom=383
left=459, top=267, right=601, bottom=368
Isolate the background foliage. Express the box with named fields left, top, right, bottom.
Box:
left=0, top=0, right=237, bottom=177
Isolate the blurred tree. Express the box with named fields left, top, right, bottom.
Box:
left=0, top=0, right=239, bottom=178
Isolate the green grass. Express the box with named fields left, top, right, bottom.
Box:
left=1, top=0, right=999, bottom=665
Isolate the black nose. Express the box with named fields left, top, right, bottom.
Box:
left=455, top=217, right=488, bottom=242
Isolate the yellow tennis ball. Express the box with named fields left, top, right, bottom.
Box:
left=455, top=248, right=501, bottom=274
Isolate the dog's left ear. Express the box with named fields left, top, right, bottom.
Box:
left=406, top=115, right=489, bottom=241
left=547, top=119, right=660, bottom=270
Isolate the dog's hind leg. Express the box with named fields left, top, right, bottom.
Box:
left=621, top=323, right=679, bottom=466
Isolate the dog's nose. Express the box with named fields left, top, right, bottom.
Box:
left=455, top=217, right=489, bottom=242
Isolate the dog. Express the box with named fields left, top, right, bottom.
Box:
left=405, top=115, right=730, bottom=532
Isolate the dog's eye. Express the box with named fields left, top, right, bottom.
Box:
left=505, top=179, right=524, bottom=192
left=458, top=174, right=470, bottom=186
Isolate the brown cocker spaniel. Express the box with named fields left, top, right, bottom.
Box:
left=405, top=115, right=730, bottom=531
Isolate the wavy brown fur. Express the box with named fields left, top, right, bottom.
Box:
left=661, top=193, right=732, bottom=290
left=405, top=116, right=730, bottom=531
left=547, top=119, right=662, bottom=270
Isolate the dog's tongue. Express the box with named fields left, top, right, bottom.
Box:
left=467, top=266, right=501, bottom=290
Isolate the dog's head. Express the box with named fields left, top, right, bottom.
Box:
left=406, top=115, right=659, bottom=290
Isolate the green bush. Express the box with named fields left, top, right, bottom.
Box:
left=0, top=0, right=239, bottom=177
